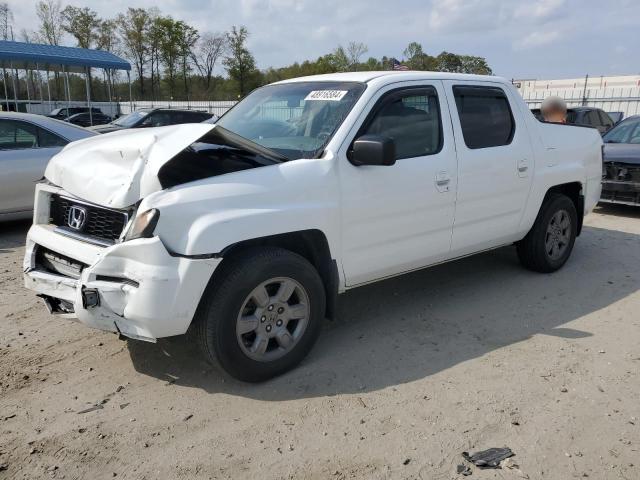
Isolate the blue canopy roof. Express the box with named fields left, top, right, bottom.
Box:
left=0, top=40, right=131, bottom=72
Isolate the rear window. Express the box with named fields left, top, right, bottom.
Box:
left=453, top=86, right=515, bottom=149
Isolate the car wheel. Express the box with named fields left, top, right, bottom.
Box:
left=517, top=193, right=578, bottom=273
left=195, top=247, right=325, bottom=382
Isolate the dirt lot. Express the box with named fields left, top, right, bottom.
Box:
left=1, top=205, right=639, bottom=480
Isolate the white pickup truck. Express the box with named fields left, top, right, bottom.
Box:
left=23, top=72, right=603, bottom=381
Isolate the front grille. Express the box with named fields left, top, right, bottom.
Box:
left=603, top=162, right=640, bottom=182
left=50, top=195, right=129, bottom=244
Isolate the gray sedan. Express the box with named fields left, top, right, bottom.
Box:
left=0, top=112, right=95, bottom=221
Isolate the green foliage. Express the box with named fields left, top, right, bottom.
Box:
left=26, top=2, right=494, bottom=101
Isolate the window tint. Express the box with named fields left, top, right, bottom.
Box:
left=604, top=118, right=640, bottom=144
left=360, top=87, right=442, bottom=159
left=598, top=110, right=613, bottom=128
left=0, top=120, right=38, bottom=149
left=586, top=110, right=601, bottom=127
left=38, top=127, right=68, bottom=147
left=453, top=86, right=515, bottom=149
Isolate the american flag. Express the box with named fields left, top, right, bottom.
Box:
left=391, top=58, right=409, bottom=71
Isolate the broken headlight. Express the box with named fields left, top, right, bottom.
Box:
left=125, top=209, right=160, bottom=241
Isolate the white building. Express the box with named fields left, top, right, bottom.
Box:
left=514, top=74, right=640, bottom=117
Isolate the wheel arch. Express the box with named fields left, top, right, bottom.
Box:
left=215, top=229, right=339, bottom=320
left=544, top=181, right=585, bottom=236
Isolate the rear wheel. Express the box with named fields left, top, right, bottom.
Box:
left=517, top=194, right=578, bottom=273
left=195, top=247, right=325, bottom=382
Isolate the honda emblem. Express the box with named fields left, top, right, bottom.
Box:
left=67, top=205, right=87, bottom=230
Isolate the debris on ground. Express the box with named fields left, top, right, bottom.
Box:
left=77, top=404, right=104, bottom=414
left=457, top=464, right=472, bottom=476
left=500, top=457, right=529, bottom=479
left=462, top=447, right=514, bottom=468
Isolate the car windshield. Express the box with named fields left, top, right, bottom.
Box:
left=113, top=110, right=149, bottom=127
left=603, top=118, right=640, bottom=144
left=216, top=81, right=366, bottom=160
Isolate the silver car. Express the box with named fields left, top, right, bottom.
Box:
left=0, top=112, right=95, bottom=221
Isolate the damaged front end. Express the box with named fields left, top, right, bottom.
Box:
left=23, top=185, right=220, bottom=341
left=601, top=161, right=640, bottom=206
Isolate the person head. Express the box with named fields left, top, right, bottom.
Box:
left=541, top=96, right=567, bottom=123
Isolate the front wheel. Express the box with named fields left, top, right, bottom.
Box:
left=195, top=247, right=326, bottom=382
left=517, top=193, right=578, bottom=273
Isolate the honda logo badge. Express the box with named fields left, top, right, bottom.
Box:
left=67, top=205, right=87, bottom=230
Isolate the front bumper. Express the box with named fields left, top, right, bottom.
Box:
left=601, top=180, right=640, bottom=206
left=24, top=224, right=220, bottom=341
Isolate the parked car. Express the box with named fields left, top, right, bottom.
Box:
left=607, top=111, right=624, bottom=125
left=601, top=115, right=640, bottom=206
left=47, top=107, right=104, bottom=120
left=531, top=106, right=614, bottom=134
left=88, top=108, right=214, bottom=134
left=23, top=72, right=602, bottom=381
left=0, top=112, right=95, bottom=221
left=65, top=112, right=113, bottom=127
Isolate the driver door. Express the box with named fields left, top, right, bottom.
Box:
left=337, top=81, right=458, bottom=286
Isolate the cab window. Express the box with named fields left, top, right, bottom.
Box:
left=358, top=87, right=443, bottom=160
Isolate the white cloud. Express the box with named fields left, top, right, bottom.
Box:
left=513, top=30, right=562, bottom=50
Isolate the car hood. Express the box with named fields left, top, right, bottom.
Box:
left=45, top=124, right=215, bottom=209
left=603, top=143, right=640, bottom=165
left=88, top=124, right=125, bottom=133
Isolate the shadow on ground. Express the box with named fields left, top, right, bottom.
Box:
left=594, top=202, right=640, bottom=219
left=0, top=220, right=31, bottom=251
left=128, top=223, right=639, bottom=400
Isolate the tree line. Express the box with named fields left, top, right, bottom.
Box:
left=0, top=1, right=493, bottom=102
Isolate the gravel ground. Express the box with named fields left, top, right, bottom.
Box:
left=1, top=204, right=639, bottom=480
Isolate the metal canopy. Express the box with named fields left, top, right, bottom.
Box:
left=0, top=40, right=131, bottom=72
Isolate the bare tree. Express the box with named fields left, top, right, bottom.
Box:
left=0, top=2, right=13, bottom=40
left=35, top=0, right=63, bottom=45
left=192, top=32, right=227, bottom=90
left=346, top=41, right=368, bottom=69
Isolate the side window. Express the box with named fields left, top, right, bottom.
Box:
left=453, top=86, right=515, bottom=149
left=359, top=87, right=442, bottom=159
left=587, top=110, right=601, bottom=127
left=38, top=127, right=68, bottom=148
left=0, top=120, right=38, bottom=150
left=599, top=111, right=613, bottom=128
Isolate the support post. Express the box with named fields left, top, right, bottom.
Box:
left=46, top=69, right=51, bottom=105
left=127, top=70, right=133, bottom=113
left=10, top=62, right=18, bottom=111
left=2, top=68, right=8, bottom=111
left=85, top=67, right=92, bottom=126
left=105, top=69, right=112, bottom=118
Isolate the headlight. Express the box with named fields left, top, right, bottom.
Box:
left=125, top=209, right=160, bottom=241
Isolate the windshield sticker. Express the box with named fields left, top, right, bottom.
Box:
left=304, top=90, right=348, bottom=102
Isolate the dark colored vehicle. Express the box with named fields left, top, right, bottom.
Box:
left=47, top=107, right=104, bottom=120
left=65, top=112, right=113, bottom=127
left=601, top=115, right=640, bottom=206
left=531, top=106, right=614, bottom=134
left=88, top=108, right=214, bottom=134
left=607, top=111, right=624, bottom=125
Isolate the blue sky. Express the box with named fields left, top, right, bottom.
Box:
left=8, top=0, right=640, bottom=79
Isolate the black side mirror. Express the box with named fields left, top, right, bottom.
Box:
left=349, top=134, right=396, bottom=166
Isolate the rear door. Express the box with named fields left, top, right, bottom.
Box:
left=443, top=81, right=534, bottom=256
left=338, top=81, right=458, bottom=286
left=0, top=120, right=66, bottom=213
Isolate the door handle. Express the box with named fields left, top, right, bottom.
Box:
left=435, top=172, right=451, bottom=192
left=517, top=159, right=529, bottom=177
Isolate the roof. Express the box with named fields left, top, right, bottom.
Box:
left=0, top=40, right=130, bottom=72
left=0, top=111, right=96, bottom=141
left=274, top=71, right=508, bottom=85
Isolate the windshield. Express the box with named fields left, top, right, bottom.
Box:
left=113, top=111, right=149, bottom=127
left=217, top=81, right=366, bottom=159
left=603, top=117, right=640, bottom=144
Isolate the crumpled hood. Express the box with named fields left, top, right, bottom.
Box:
left=45, top=123, right=214, bottom=209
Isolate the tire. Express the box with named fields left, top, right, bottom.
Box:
left=517, top=193, right=578, bottom=273
left=194, top=247, right=326, bottom=382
